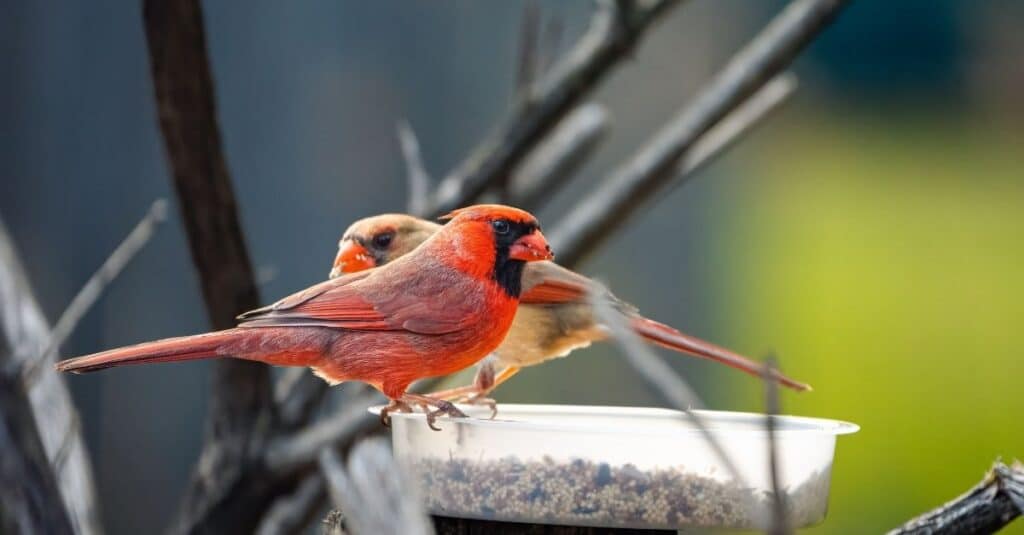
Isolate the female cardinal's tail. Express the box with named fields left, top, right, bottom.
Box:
left=630, top=317, right=812, bottom=392
left=55, top=329, right=245, bottom=374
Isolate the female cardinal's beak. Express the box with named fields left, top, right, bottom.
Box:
left=509, top=230, right=554, bottom=262
left=330, top=240, right=376, bottom=278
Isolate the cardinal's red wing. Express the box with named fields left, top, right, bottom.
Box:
left=237, top=259, right=487, bottom=335
left=237, top=270, right=375, bottom=320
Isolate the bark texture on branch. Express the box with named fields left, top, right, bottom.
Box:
left=142, top=1, right=278, bottom=533
left=0, top=218, right=101, bottom=535
left=888, top=461, right=1023, bottom=535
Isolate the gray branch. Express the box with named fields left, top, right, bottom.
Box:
left=509, top=102, right=610, bottom=210
left=0, top=217, right=102, bottom=535
left=265, top=388, right=384, bottom=475
left=398, top=120, right=432, bottom=216
left=0, top=373, right=74, bottom=535
left=549, top=0, right=848, bottom=266
left=265, top=377, right=448, bottom=475
left=255, top=472, right=325, bottom=535
left=320, top=438, right=434, bottom=535
left=427, top=0, right=682, bottom=216
left=889, top=461, right=1023, bottom=535
left=670, top=73, right=796, bottom=195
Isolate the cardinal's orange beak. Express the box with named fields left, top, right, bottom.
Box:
left=509, top=230, right=554, bottom=262
left=330, top=240, right=376, bottom=278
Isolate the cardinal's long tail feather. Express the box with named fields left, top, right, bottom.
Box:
left=630, top=317, right=812, bottom=392
left=55, top=329, right=244, bottom=374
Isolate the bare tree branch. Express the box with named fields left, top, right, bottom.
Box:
left=509, top=102, right=610, bottom=210
left=142, top=1, right=278, bottom=532
left=29, top=199, right=168, bottom=383
left=0, top=217, right=102, bottom=535
left=320, top=438, right=434, bottom=535
left=265, top=389, right=384, bottom=475
left=669, top=73, right=796, bottom=195
left=255, top=473, right=325, bottom=535
left=0, top=373, right=75, bottom=535
left=549, top=0, right=848, bottom=266
left=265, top=376, right=449, bottom=475
left=889, top=461, right=1024, bottom=535
left=427, top=0, right=682, bottom=216
left=398, top=121, right=432, bottom=215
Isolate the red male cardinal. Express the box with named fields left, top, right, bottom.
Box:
left=331, top=214, right=810, bottom=405
left=55, top=205, right=554, bottom=429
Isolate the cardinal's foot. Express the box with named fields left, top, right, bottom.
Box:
left=455, top=394, right=497, bottom=419
left=400, top=394, right=468, bottom=431
left=425, top=400, right=468, bottom=431
left=380, top=399, right=413, bottom=427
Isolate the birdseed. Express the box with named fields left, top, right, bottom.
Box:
left=413, top=456, right=830, bottom=529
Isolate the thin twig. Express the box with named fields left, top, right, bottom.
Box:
left=427, top=0, right=682, bottom=216
left=0, top=217, right=102, bottom=535
left=588, top=280, right=748, bottom=488
left=763, top=356, right=789, bottom=535
left=549, top=0, right=848, bottom=266
left=27, top=199, right=167, bottom=384
left=320, top=438, right=434, bottom=535
left=397, top=121, right=431, bottom=216
left=888, top=461, right=1024, bottom=535
left=515, top=1, right=540, bottom=98
left=539, top=14, right=564, bottom=75
left=509, top=102, right=610, bottom=210
left=255, top=473, right=325, bottom=535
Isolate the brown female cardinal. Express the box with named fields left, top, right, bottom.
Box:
left=55, top=205, right=554, bottom=429
left=331, top=214, right=810, bottom=406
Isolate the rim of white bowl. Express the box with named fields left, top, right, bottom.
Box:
left=369, top=403, right=859, bottom=437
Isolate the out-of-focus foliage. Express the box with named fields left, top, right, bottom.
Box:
left=712, top=112, right=1024, bottom=533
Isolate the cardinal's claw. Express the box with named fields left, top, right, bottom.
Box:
left=425, top=400, right=468, bottom=431
left=380, top=399, right=413, bottom=427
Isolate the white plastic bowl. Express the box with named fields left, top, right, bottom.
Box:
left=373, top=404, right=858, bottom=530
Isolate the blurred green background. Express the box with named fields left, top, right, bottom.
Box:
left=3, top=0, right=1023, bottom=533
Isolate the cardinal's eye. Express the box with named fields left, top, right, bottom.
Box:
left=491, top=220, right=510, bottom=235
left=372, top=232, right=394, bottom=249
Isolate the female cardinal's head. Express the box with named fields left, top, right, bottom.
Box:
left=333, top=205, right=552, bottom=298
left=331, top=214, right=439, bottom=277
